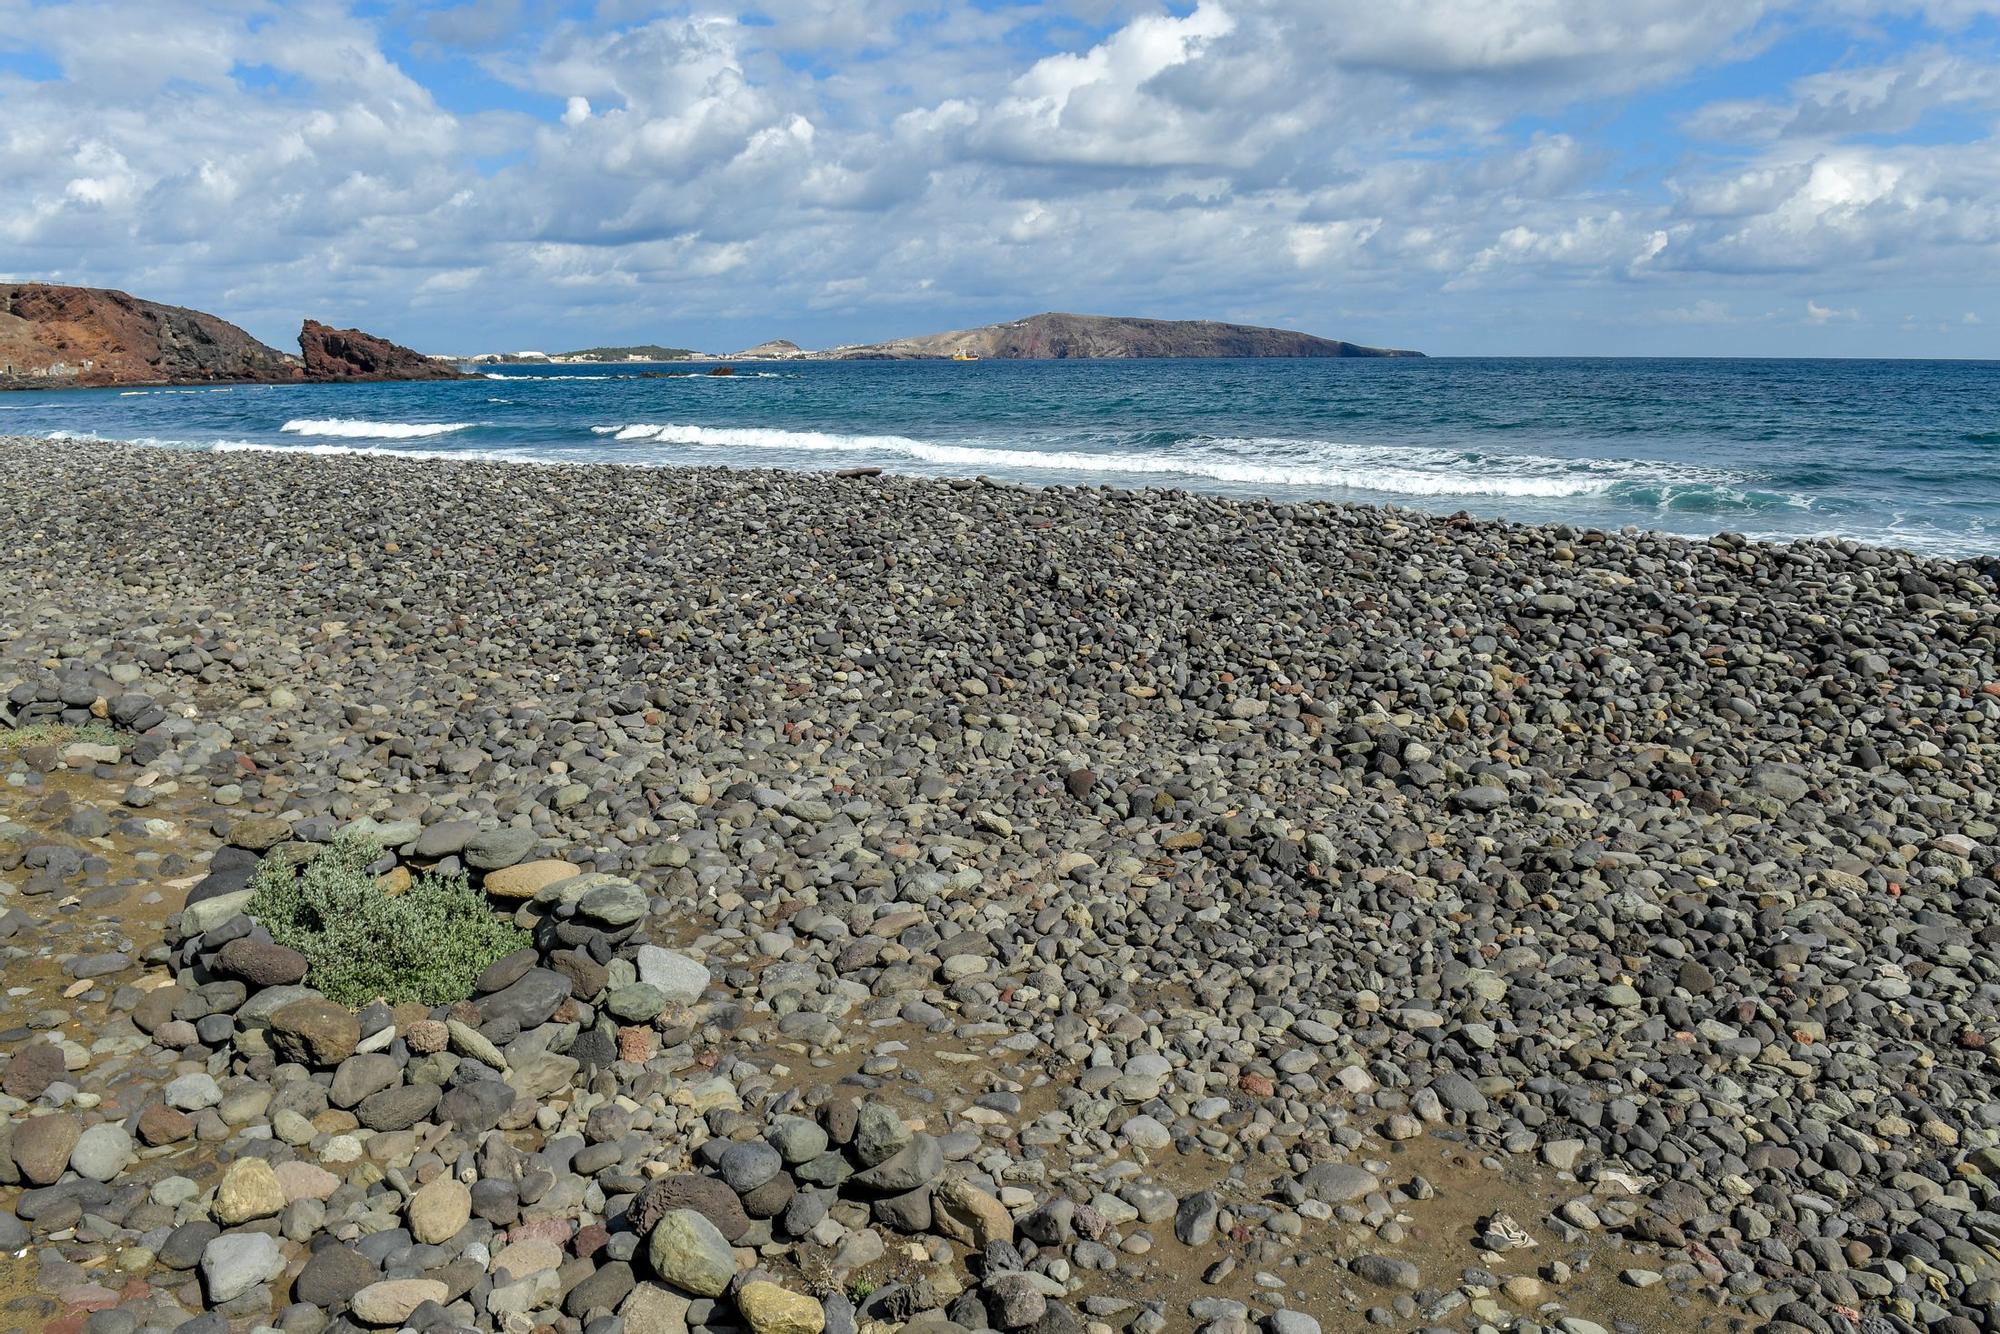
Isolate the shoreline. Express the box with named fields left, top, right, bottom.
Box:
left=7, top=431, right=1996, bottom=569
left=3, top=431, right=1998, bottom=1334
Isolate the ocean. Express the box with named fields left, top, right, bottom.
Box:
left=6, top=356, right=1996, bottom=556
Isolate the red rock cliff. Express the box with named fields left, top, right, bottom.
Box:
left=0, top=283, right=301, bottom=388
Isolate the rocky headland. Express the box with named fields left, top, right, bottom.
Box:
left=0, top=286, right=300, bottom=389
left=1, top=434, right=1996, bottom=1334
left=297, top=322, right=476, bottom=384
left=825, top=314, right=1422, bottom=360
left=0, top=285, right=471, bottom=389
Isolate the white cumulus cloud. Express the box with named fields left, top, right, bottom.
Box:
left=0, top=0, right=1992, bottom=354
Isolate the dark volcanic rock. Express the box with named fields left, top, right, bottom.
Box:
left=214, top=937, right=309, bottom=987
left=627, top=1173, right=751, bottom=1242
left=438, top=1079, right=516, bottom=1134
left=294, top=1244, right=380, bottom=1308
left=356, top=1082, right=441, bottom=1131
left=477, top=967, right=570, bottom=1029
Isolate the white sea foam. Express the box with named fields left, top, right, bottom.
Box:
left=280, top=418, right=471, bottom=440
left=590, top=423, right=1637, bottom=500
left=46, top=435, right=397, bottom=455
left=30, top=413, right=1811, bottom=519
left=36, top=433, right=518, bottom=464
left=211, top=440, right=522, bottom=464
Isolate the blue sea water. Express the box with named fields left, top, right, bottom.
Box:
left=5, top=357, right=1996, bottom=556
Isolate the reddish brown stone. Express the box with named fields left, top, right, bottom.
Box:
left=266, top=999, right=359, bottom=1066
left=214, top=938, right=309, bottom=988
left=3, top=1042, right=66, bottom=1100
left=57, top=1283, right=120, bottom=1312
left=137, top=1104, right=195, bottom=1146
left=507, top=1217, right=573, bottom=1249
left=617, top=1026, right=657, bottom=1063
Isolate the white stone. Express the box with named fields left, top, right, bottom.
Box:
left=636, top=945, right=710, bottom=1006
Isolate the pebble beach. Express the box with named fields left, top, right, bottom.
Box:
left=3, top=433, right=1999, bottom=1334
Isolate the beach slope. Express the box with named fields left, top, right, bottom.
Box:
left=0, top=435, right=1995, bottom=1334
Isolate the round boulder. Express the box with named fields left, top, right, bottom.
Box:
left=645, top=1208, right=735, bottom=1297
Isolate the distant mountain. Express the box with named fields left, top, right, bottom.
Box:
left=826, top=312, right=1422, bottom=360
left=0, top=283, right=471, bottom=389
left=560, top=344, right=697, bottom=361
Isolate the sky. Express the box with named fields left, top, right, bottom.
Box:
left=2, top=1, right=1998, bottom=357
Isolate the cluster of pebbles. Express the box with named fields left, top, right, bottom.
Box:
left=2, top=434, right=1998, bottom=1334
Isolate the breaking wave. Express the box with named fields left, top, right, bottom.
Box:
left=585, top=422, right=1790, bottom=505
left=280, top=418, right=471, bottom=440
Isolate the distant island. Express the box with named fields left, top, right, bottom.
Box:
left=819, top=312, right=1423, bottom=360
left=465, top=315, right=1421, bottom=364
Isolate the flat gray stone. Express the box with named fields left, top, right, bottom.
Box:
left=1300, top=1162, right=1377, bottom=1204
left=412, top=819, right=478, bottom=858
left=634, top=945, right=709, bottom=1006
left=201, top=1231, right=286, bottom=1303
left=851, top=1134, right=943, bottom=1194
left=465, top=826, right=538, bottom=870
left=478, top=967, right=570, bottom=1029
left=575, top=878, right=647, bottom=926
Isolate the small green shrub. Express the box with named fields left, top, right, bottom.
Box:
left=247, top=831, right=529, bottom=1007
left=0, top=718, right=122, bottom=755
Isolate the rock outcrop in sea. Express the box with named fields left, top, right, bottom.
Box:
left=298, top=320, right=475, bottom=382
